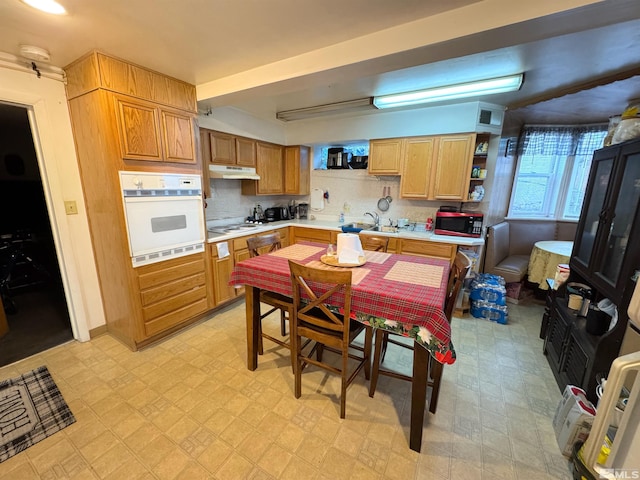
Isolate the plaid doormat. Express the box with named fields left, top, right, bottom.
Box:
left=0, top=366, right=75, bottom=463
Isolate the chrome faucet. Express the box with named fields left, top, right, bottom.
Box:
left=365, top=211, right=379, bottom=226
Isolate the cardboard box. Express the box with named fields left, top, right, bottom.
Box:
left=553, top=385, right=596, bottom=456
left=505, top=281, right=533, bottom=304
left=553, top=385, right=586, bottom=435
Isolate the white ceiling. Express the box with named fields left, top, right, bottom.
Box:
left=1, top=0, right=639, bottom=127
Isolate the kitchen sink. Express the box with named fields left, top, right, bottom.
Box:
left=368, top=225, right=398, bottom=233
left=341, top=222, right=398, bottom=233
left=344, top=222, right=375, bottom=230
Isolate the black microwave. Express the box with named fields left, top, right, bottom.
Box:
left=434, top=212, right=483, bottom=237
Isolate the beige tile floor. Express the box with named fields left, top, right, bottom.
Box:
left=0, top=299, right=574, bottom=479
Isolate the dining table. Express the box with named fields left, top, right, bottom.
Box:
left=229, top=241, right=455, bottom=452
left=528, top=240, right=574, bottom=289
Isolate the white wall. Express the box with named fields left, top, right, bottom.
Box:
left=198, top=106, right=286, bottom=144
left=0, top=66, right=104, bottom=339
left=285, top=101, right=501, bottom=146
left=198, top=101, right=503, bottom=147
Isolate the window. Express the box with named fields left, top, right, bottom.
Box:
left=508, top=125, right=607, bottom=220
left=316, top=143, right=369, bottom=169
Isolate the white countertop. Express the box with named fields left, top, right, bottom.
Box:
left=206, top=219, right=484, bottom=246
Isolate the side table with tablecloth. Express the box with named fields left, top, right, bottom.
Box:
left=528, top=240, right=573, bottom=289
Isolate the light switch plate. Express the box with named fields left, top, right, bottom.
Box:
left=64, top=200, right=78, bottom=215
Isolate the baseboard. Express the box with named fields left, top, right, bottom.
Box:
left=89, top=324, right=108, bottom=339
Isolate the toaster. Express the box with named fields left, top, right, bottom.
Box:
left=264, top=208, right=278, bottom=222
left=277, top=207, right=290, bottom=220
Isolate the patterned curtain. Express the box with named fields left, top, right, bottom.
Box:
left=517, top=124, right=607, bottom=156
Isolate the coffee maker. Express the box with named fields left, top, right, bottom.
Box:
left=298, top=203, right=309, bottom=219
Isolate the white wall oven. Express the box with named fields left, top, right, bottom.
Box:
left=119, top=171, right=205, bottom=267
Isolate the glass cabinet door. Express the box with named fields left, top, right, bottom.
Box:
left=574, top=156, right=614, bottom=269
left=595, top=152, right=640, bottom=287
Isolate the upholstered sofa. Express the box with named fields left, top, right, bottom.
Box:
left=483, top=220, right=577, bottom=284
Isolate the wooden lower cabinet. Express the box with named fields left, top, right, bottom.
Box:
left=136, top=253, right=209, bottom=338
left=209, top=227, right=291, bottom=307
left=290, top=227, right=336, bottom=244
left=397, top=239, right=457, bottom=263
left=233, top=236, right=251, bottom=296
left=290, top=227, right=455, bottom=262
left=274, top=227, right=290, bottom=247
left=210, top=242, right=236, bottom=306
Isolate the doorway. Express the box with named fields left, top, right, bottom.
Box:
left=0, top=102, right=73, bottom=366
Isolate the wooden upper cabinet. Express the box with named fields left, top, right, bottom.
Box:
left=64, top=52, right=196, bottom=112
left=256, top=142, right=284, bottom=194
left=284, top=145, right=310, bottom=195
left=431, top=134, right=475, bottom=200
left=205, top=130, right=256, bottom=166
left=399, top=137, right=437, bottom=199
left=115, top=97, right=163, bottom=161
left=369, top=138, right=403, bottom=175
left=210, top=131, right=237, bottom=165
left=162, top=110, right=196, bottom=163
left=65, top=51, right=198, bottom=166
left=98, top=54, right=153, bottom=99
left=114, top=95, right=196, bottom=164
left=236, top=137, right=257, bottom=167
left=396, top=133, right=477, bottom=201
left=242, top=142, right=284, bottom=195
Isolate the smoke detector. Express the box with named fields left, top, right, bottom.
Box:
left=19, top=45, right=51, bottom=63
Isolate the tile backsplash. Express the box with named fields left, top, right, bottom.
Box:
left=206, top=169, right=478, bottom=225
left=205, top=179, right=293, bottom=221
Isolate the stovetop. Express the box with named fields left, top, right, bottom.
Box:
left=206, top=222, right=262, bottom=234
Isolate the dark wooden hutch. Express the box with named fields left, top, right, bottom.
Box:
left=543, top=136, right=640, bottom=403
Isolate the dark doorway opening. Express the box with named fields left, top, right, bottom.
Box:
left=0, top=102, right=73, bottom=366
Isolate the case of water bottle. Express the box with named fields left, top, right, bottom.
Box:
left=469, top=273, right=508, bottom=324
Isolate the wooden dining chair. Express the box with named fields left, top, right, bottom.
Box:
left=368, top=251, right=472, bottom=413
left=359, top=235, right=389, bottom=252
left=246, top=233, right=293, bottom=359
left=288, top=260, right=373, bottom=418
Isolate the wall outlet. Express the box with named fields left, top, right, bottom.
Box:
left=343, top=202, right=351, bottom=213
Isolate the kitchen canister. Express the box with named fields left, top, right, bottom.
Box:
left=568, top=293, right=583, bottom=310
left=566, top=282, right=592, bottom=311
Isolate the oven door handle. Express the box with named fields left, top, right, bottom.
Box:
left=123, top=195, right=199, bottom=203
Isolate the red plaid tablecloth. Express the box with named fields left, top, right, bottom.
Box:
left=229, top=242, right=456, bottom=364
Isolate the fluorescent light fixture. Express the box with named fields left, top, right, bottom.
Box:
left=21, top=0, right=66, bottom=14
left=373, top=74, right=523, bottom=109
left=276, top=97, right=376, bottom=122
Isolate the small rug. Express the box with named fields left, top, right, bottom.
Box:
left=0, top=366, right=75, bottom=463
